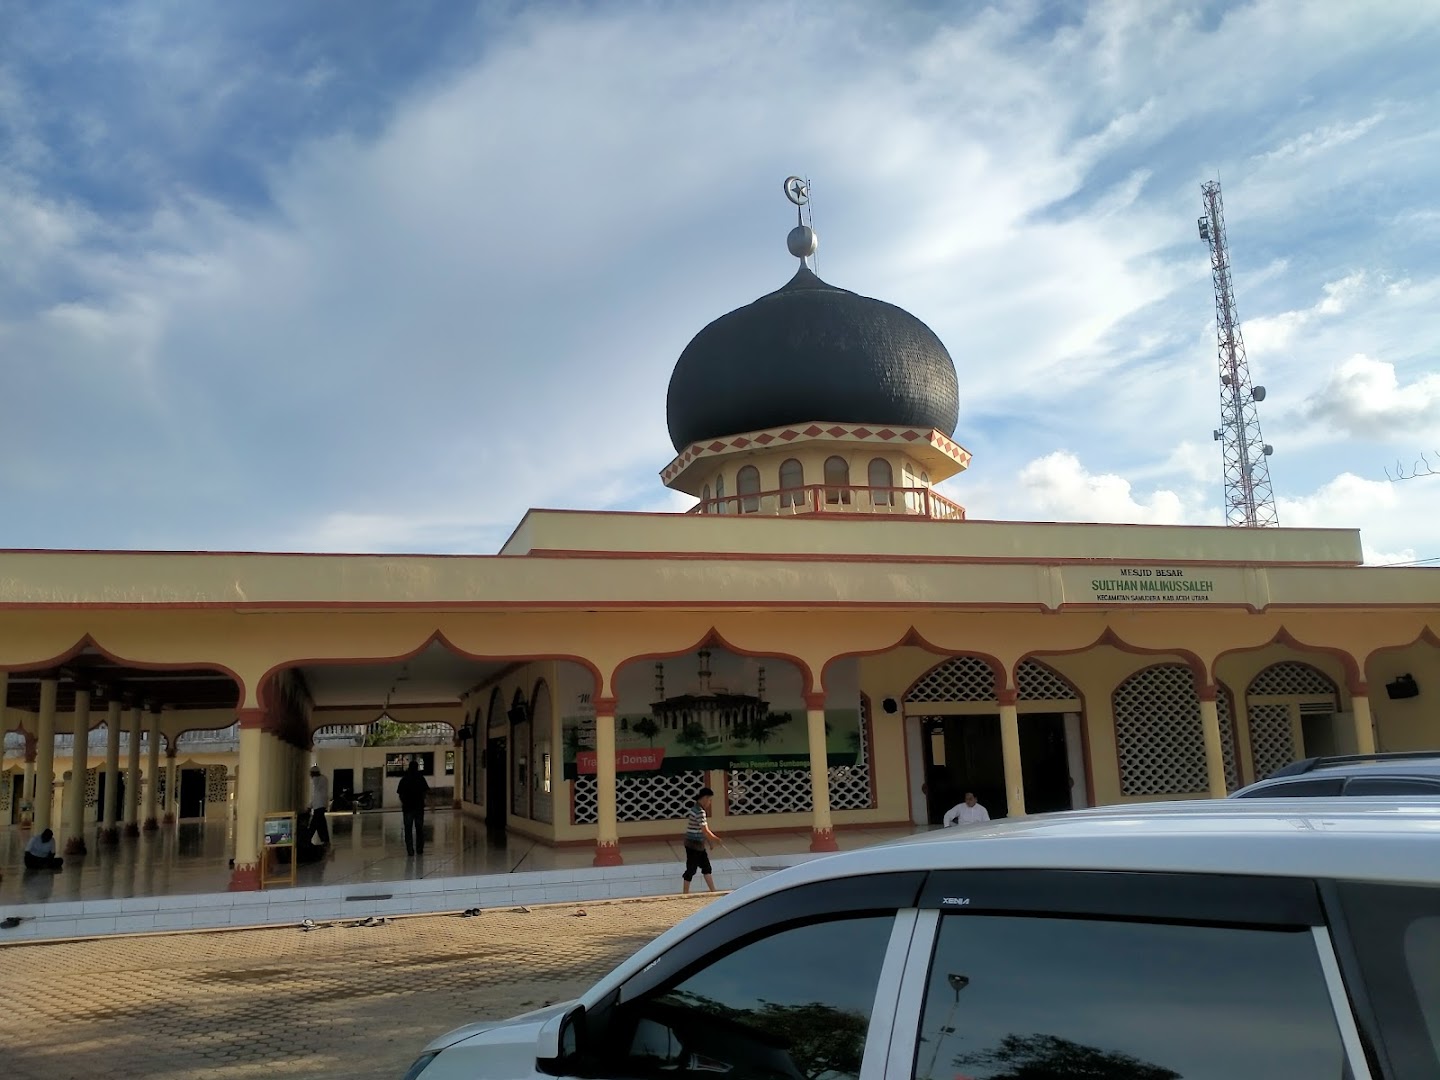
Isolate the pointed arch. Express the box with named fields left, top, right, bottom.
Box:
left=904, top=654, right=1006, bottom=705
left=1015, top=657, right=1081, bottom=702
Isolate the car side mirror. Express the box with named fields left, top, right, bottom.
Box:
left=537, top=1004, right=584, bottom=1062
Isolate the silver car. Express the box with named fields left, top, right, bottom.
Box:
left=403, top=799, right=1440, bottom=1080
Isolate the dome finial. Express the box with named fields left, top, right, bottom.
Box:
left=783, top=175, right=818, bottom=264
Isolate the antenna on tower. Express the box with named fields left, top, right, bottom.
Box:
left=1198, top=180, right=1278, bottom=527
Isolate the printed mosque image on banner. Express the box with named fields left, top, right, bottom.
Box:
left=560, top=649, right=861, bottom=780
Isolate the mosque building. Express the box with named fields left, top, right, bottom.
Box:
left=2, top=181, right=1437, bottom=891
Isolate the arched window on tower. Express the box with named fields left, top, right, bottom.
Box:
left=715, top=473, right=727, bottom=514
left=701, top=484, right=711, bottom=514
left=824, top=456, right=852, bottom=505
left=868, top=458, right=893, bottom=507
left=737, top=465, right=761, bottom=513
left=903, top=463, right=920, bottom=512
left=779, top=458, right=804, bottom=509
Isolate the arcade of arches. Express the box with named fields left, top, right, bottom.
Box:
left=2, top=558, right=1437, bottom=891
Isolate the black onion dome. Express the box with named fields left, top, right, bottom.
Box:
left=666, top=265, right=960, bottom=452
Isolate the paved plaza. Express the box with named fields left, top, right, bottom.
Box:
left=0, top=811, right=917, bottom=941
left=2, top=809, right=907, bottom=906
left=0, top=893, right=716, bottom=1080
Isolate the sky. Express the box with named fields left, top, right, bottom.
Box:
left=2, top=0, right=1438, bottom=564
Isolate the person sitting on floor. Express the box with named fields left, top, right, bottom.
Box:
left=23, top=829, right=64, bottom=871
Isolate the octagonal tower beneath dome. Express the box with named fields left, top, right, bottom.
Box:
left=661, top=178, right=970, bottom=519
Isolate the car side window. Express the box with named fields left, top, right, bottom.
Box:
left=1333, top=882, right=1440, bottom=1079
left=603, top=915, right=896, bottom=1080
left=1239, top=777, right=1345, bottom=797
left=912, top=913, right=1348, bottom=1080
left=1343, top=776, right=1440, bottom=796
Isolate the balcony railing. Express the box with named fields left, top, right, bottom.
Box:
left=687, top=483, right=965, bottom=520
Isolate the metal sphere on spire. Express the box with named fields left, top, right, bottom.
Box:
left=787, top=225, right=818, bottom=259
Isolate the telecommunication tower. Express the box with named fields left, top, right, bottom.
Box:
left=1198, top=179, right=1278, bottom=527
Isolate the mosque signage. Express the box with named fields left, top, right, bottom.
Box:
left=1088, top=567, right=1217, bottom=604
left=560, top=650, right=863, bottom=779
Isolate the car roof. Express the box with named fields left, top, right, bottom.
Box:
left=823, top=798, right=1440, bottom=884
left=1272, top=755, right=1440, bottom=778
left=581, top=798, right=1440, bottom=1008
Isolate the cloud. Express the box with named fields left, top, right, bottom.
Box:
left=1276, top=471, right=1440, bottom=564
left=2, top=1, right=1440, bottom=556
left=1255, top=114, right=1385, bottom=163
left=1011, top=451, right=1205, bottom=525
left=1242, top=272, right=1367, bottom=359
left=1301, top=354, right=1440, bottom=440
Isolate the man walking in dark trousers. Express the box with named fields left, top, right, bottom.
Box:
left=397, top=757, right=430, bottom=856
left=681, top=786, right=721, bottom=894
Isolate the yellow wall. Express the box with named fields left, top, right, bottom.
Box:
left=1366, top=640, right=1440, bottom=751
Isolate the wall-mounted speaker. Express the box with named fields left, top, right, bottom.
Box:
left=1385, top=674, right=1420, bottom=700
left=882, top=697, right=899, bottom=715
left=507, top=703, right=530, bottom=726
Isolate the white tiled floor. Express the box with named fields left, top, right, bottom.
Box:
left=0, top=811, right=926, bottom=941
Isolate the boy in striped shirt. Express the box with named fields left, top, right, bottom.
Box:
left=682, top=786, right=721, bottom=894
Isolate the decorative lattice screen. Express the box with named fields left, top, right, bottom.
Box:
left=906, top=656, right=998, bottom=703
left=1248, top=703, right=1295, bottom=781
left=84, top=767, right=98, bottom=806
left=206, top=765, right=229, bottom=804
left=1248, top=662, right=1338, bottom=700
left=728, top=702, right=874, bottom=816
left=1016, top=659, right=1078, bottom=701
left=1115, top=665, right=1238, bottom=796
left=0, top=774, right=11, bottom=812
left=572, top=770, right=707, bottom=825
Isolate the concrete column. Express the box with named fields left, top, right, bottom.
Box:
left=100, top=699, right=123, bottom=842
left=123, top=705, right=143, bottom=835
left=268, top=736, right=283, bottom=811
left=1198, top=686, right=1228, bottom=799
left=142, top=710, right=162, bottom=829
left=230, top=717, right=264, bottom=890
left=22, top=738, right=36, bottom=829
left=998, top=691, right=1027, bottom=817
left=34, top=679, right=58, bottom=832
left=62, top=687, right=92, bottom=855
left=592, top=699, right=621, bottom=866
left=163, top=745, right=178, bottom=823
left=1351, top=687, right=1377, bottom=756
left=805, top=694, right=837, bottom=852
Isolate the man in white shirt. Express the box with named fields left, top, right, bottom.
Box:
left=305, top=766, right=330, bottom=847
left=24, top=828, right=64, bottom=870
left=943, top=791, right=991, bottom=827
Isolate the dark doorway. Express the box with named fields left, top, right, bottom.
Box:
left=179, top=768, right=206, bottom=819
left=1019, top=713, right=1073, bottom=814
left=486, top=736, right=508, bottom=834
left=95, top=772, right=127, bottom=826
left=920, top=714, right=1007, bottom=822
left=9, top=773, right=23, bottom=824
left=331, top=767, right=354, bottom=810
left=1302, top=713, right=1340, bottom=759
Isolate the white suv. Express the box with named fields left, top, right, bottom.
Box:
left=403, top=800, right=1440, bottom=1080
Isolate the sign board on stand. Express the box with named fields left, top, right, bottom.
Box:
left=259, top=810, right=297, bottom=888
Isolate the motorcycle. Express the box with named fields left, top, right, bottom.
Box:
left=330, top=788, right=377, bottom=813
